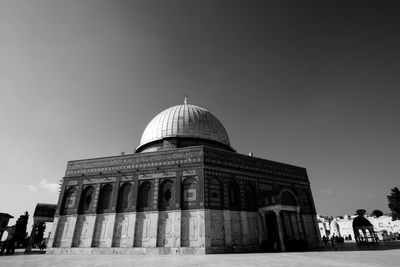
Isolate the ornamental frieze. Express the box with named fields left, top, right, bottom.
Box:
left=83, top=177, right=116, bottom=184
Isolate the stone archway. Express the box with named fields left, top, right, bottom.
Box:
left=259, top=190, right=306, bottom=252
left=25, top=203, right=56, bottom=253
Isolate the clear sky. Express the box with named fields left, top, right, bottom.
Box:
left=1, top=0, right=399, bottom=226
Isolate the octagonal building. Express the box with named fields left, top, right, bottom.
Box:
left=47, top=101, right=320, bottom=254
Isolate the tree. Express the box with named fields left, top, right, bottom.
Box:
left=371, top=209, right=384, bottom=218
left=355, top=209, right=366, bottom=216
left=387, top=187, right=400, bottom=220
left=13, top=211, right=29, bottom=247
left=33, top=222, right=46, bottom=246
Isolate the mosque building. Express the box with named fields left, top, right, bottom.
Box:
left=47, top=100, right=320, bottom=254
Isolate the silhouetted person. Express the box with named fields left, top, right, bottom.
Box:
left=0, top=241, right=7, bottom=255
left=39, top=240, right=46, bottom=252
left=330, top=235, right=337, bottom=250
left=322, top=235, right=328, bottom=245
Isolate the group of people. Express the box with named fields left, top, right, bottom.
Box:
left=0, top=239, right=47, bottom=255
left=0, top=240, right=17, bottom=256
left=322, top=234, right=345, bottom=249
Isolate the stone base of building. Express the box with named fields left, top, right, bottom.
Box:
left=206, top=245, right=262, bottom=254
left=46, top=245, right=265, bottom=255
left=46, top=247, right=206, bottom=255
left=46, top=246, right=262, bottom=255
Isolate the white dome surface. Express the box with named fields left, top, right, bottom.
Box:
left=137, top=103, right=230, bottom=151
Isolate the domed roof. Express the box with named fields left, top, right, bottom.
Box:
left=136, top=102, right=231, bottom=152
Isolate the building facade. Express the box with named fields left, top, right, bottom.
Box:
left=318, top=214, right=400, bottom=241
left=47, top=102, right=320, bottom=254
left=0, top=213, right=13, bottom=242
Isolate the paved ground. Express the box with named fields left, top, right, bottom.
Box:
left=1, top=244, right=400, bottom=267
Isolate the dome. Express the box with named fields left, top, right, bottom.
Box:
left=136, top=102, right=232, bottom=152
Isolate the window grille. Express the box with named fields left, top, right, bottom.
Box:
left=117, top=183, right=133, bottom=212
left=209, top=178, right=222, bottom=207
left=182, top=178, right=197, bottom=209
left=79, top=186, right=94, bottom=214
left=228, top=181, right=240, bottom=208
left=245, top=184, right=257, bottom=210
left=97, top=184, right=113, bottom=213
left=61, top=187, right=77, bottom=215
left=281, top=191, right=297, bottom=206
left=159, top=180, right=174, bottom=211
left=138, top=182, right=153, bottom=211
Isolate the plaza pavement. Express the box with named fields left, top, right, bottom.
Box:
left=1, top=244, right=400, bottom=267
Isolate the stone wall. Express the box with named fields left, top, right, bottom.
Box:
left=301, top=214, right=321, bottom=248
left=113, top=212, right=136, bottom=247
left=73, top=214, right=96, bottom=247
left=205, top=210, right=261, bottom=253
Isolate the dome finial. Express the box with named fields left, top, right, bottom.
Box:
left=184, top=94, right=188, bottom=105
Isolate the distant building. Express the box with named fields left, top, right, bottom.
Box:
left=317, top=214, right=400, bottom=241
left=47, top=101, right=320, bottom=254
left=0, top=213, right=13, bottom=242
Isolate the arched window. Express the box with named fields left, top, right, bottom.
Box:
left=61, top=186, right=77, bottom=215
left=159, top=180, right=174, bottom=211
left=137, top=181, right=153, bottom=211
left=208, top=178, right=223, bottom=208
left=182, top=177, right=197, bottom=209
left=244, top=183, right=257, bottom=210
left=117, top=183, right=133, bottom=213
left=97, top=184, right=113, bottom=213
left=281, top=191, right=297, bottom=206
left=79, top=186, right=94, bottom=214
left=228, top=180, right=241, bottom=209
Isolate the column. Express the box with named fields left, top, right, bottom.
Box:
left=240, top=211, right=249, bottom=245
left=295, top=210, right=305, bottom=240
left=73, top=179, right=84, bottom=214
left=48, top=216, right=59, bottom=248
left=223, top=210, right=232, bottom=250
left=257, top=212, right=266, bottom=245
left=173, top=210, right=181, bottom=247
left=111, top=176, right=121, bottom=213
left=274, top=210, right=286, bottom=252
left=175, top=173, right=181, bottom=210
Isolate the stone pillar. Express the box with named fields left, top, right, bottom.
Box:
left=240, top=211, right=249, bottom=245
left=149, top=212, right=159, bottom=247
left=132, top=174, right=139, bottom=211
left=296, top=210, right=305, bottom=240
left=223, top=210, right=232, bottom=250
left=128, top=212, right=137, bottom=247
left=86, top=184, right=101, bottom=247
left=73, top=179, right=84, bottom=214
left=152, top=180, right=159, bottom=247
left=80, top=214, right=98, bottom=247
left=175, top=174, right=181, bottom=210
left=171, top=210, right=181, bottom=247
left=61, top=215, right=78, bottom=247
left=91, top=184, right=101, bottom=213
left=204, top=209, right=212, bottom=248
left=48, top=216, right=59, bottom=248
left=274, top=210, right=286, bottom=252
left=111, top=176, right=121, bottom=213
left=55, top=181, right=67, bottom=216
left=257, top=213, right=266, bottom=245
left=197, top=169, right=204, bottom=208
